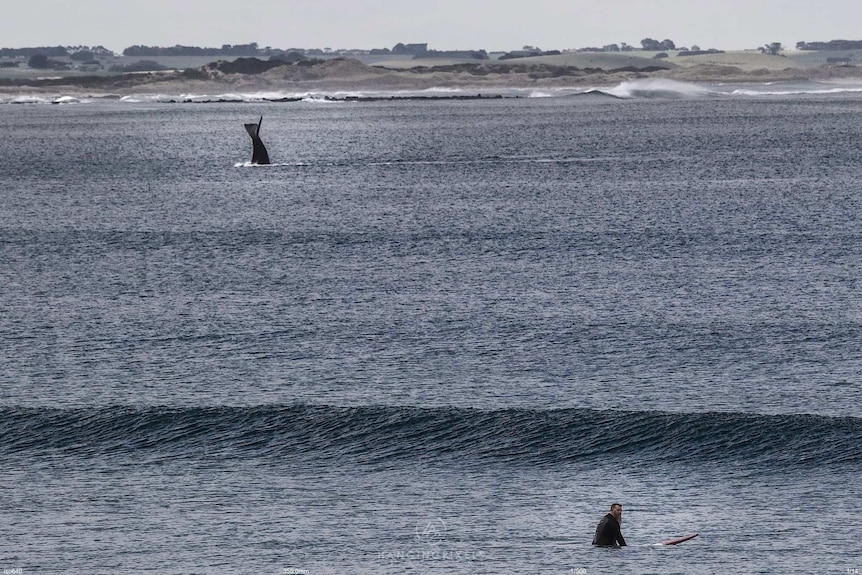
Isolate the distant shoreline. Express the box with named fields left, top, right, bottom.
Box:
left=2, top=52, right=862, bottom=98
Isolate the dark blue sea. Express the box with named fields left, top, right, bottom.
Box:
left=1, top=80, right=861, bottom=574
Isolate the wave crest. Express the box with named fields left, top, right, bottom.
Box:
left=2, top=405, right=858, bottom=467
left=602, top=78, right=715, bottom=99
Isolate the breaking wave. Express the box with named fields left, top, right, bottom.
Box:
left=588, top=79, right=717, bottom=99
left=4, top=80, right=862, bottom=105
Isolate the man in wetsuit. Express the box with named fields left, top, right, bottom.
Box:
left=592, top=503, right=626, bottom=546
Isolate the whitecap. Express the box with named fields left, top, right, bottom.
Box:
left=605, top=78, right=714, bottom=99
left=53, top=96, right=81, bottom=104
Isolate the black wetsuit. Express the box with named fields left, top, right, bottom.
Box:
left=592, top=513, right=626, bottom=546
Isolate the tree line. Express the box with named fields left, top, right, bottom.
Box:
left=0, top=45, right=112, bottom=58
left=796, top=40, right=862, bottom=51
left=122, top=43, right=267, bottom=57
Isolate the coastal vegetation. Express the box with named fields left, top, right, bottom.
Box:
left=3, top=38, right=862, bottom=94
left=2, top=37, right=859, bottom=74
left=0, top=37, right=786, bottom=67
left=796, top=39, right=862, bottom=51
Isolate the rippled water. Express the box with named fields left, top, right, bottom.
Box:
left=1, top=90, right=861, bottom=574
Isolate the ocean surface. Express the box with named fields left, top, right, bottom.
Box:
left=1, top=79, right=861, bottom=574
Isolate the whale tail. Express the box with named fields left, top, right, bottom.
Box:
left=243, top=116, right=271, bottom=165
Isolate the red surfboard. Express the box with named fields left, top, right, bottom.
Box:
left=661, top=533, right=698, bottom=545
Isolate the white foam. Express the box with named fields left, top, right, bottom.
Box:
left=604, top=78, right=714, bottom=99
left=731, top=86, right=862, bottom=97
left=301, top=96, right=339, bottom=103
left=53, top=96, right=81, bottom=104
left=234, top=161, right=311, bottom=168
left=6, top=80, right=862, bottom=105
left=10, top=95, right=51, bottom=104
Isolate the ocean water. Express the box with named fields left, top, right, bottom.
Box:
left=1, top=81, right=861, bottom=574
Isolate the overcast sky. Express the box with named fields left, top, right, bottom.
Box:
left=3, top=0, right=860, bottom=53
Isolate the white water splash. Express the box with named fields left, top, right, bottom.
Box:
left=603, top=78, right=715, bottom=99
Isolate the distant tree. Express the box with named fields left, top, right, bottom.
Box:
left=28, top=54, right=50, bottom=69
left=603, top=44, right=620, bottom=52
left=640, top=38, right=663, bottom=51
left=70, top=50, right=95, bottom=62
left=761, top=42, right=783, bottom=55
left=795, top=40, right=862, bottom=51
left=90, top=45, right=114, bottom=56
left=269, top=51, right=307, bottom=62
left=620, top=43, right=634, bottom=52
left=660, top=39, right=676, bottom=50
left=691, top=44, right=701, bottom=52
left=41, top=46, right=69, bottom=57
left=390, top=43, right=427, bottom=56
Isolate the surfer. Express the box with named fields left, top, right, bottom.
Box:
left=592, top=503, right=626, bottom=547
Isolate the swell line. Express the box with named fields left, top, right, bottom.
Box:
left=1, top=405, right=859, bottom=467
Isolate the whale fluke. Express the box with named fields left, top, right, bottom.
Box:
left=243, top=116, right=270, bottom=165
